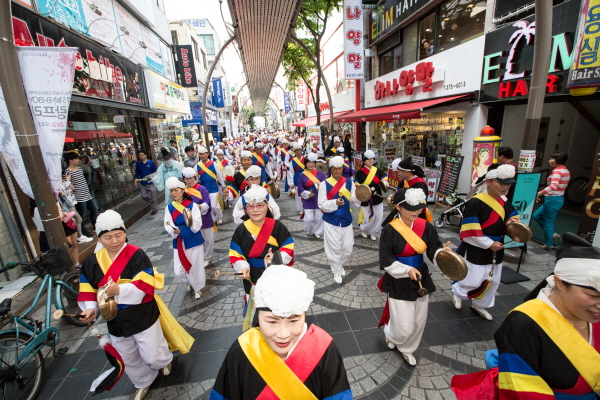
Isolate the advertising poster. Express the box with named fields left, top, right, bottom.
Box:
left=83, top=0, right=120, bottom=49
left=113, top=2, right=146, bottom=66
left=175, top=45, right=197, bottom=87
left=382, top=141, right=398, bottom=163
left=307, top=126, right=323, bottom=150
left=17, top=47, right=78, bottom=194
left=160, top=41, right=176, bottom=81
left=577, top=141, right=600, bottom=242
left=142, top=25, right=164, bottom=75
left=387, top=168, right=402, bottom=189
left=295, top=81, right=306, bottom=113
left=504, top=173, right=541, bottom=248
left=36, top=0, right=88, bottom=33
left=144, top=69, right=190, bottom=114
left=224, top=82, right=233, bottom=106
left=471, top=142, right=494, bottom=186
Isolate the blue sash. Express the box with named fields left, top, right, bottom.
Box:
left=394, top=254, right=424, bottom=268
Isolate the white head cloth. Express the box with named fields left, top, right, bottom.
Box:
left=306, top=153, right=318, bottom=162
left=253, top=265, right=315, bottom=317
left=197, top=146, right=208, bottom=154
left=548, top=258, right=600, bottom=292
left=241, top=150, right=253, bottom=159
left=182, top=167, right=197, bottom=178
left=95, top=210, right=125, bottom=235
left=246, top=165, right=262, bottom=178
left=329, top=156, right=344, bottom=168
left=165, top=176, right=185, bottom=190
left=243, top=185, right=268, bottom=204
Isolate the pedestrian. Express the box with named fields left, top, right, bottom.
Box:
left=355, top=150, right=387, bottom=240
left=164, top=177, right=205, bottom=299
left=378, top=188, right=451, bottom=366
left=343, top=133, right=354, bottom=159
left=318, top=156, right=361, bottom=284
left=451, top=164, right=520, bottom=320
left=182, top=167, right=215, bottom=268
left=169, top=140, right=178, bottom=160
left=298, top=153, right=325, bottom=239
left=533, top=151, right=570, bottom=251
left=228, top=186, right=294, bottom=331
left=64, top=151, right=99, bottom=237
left=196, top=146, right=225, bottom=224
left=232, top=166, right=280, bottom=225
left=210, top=265, right=352, bottom=400
left=60, top=173, right=92, bottom=244
left=497, top=146, right=519, bottom=201
left=134, top=150, right=158, bottom=215
left=183, top=145, right=199, bottom=168
left=152, top=149, right=183, bottom=205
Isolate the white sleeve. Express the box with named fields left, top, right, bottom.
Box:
left=280, top=251, right=292, bottom=265
left=164, top=207, right=177, bottom=238
left=233, top=198, right=245, bottom=225
left=191, top=204, right=203, bottom=232
left=200, top=202, right=210, bottom=215
left=114, top=283, right=146, bottom=304
left=78, top=301, right=98, bottom=316
left=269, top=197, right=281, bottom=220
left=463, top=236, right=494, bottom=249
left=215, top=166, right=225, bottom=186
left=300, top=190, right=312, bottom=199
left=384, top=261, right=413, bottom=279
left=233, top=259, right=250, bottom=273
left=152, top=165, right=165, bottom=191
left=318, top=182, right=339, bottom=213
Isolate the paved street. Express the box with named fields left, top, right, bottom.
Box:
left=33, top=185, right=557, bottom=400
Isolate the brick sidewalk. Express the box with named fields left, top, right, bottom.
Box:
left=30, top=184, right=557, bottom=400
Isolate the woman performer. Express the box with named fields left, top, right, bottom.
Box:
left=210, top=265, right=352, bottom=400
left=452, top=233, right=600, bottom=399
left=229, top=186, right=294, bottom=331
left=355, top=150, right=387, bottom=241
left=378, top=188, right=451, bottom=366
left=164, top=177, right=205, bottom=299
left=298, top=153, right=326, bottom=239
left=182, top=167, right=215, bottom=267
left=396, top=158, right=432, bottom=221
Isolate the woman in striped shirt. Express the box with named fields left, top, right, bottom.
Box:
left=533, top=152, right=570, bottom=250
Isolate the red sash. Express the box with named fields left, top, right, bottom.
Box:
left=171, top=199, right=194, bottom=273
left=240, top=178, right=248, bottom=192
left=99, top=244, right=140, bottom=286
left=407, top=176, right=426, bottom=188
left=361, top=166, right=381, bottom=185
left=481, top=197, right=505, bottom=230
left=256, top=325, right=333, bottom=400
left=302, top=170, right=320, bottom=188
left=327, top=177, right=347, bottom=200
left=248, top=218, right=276, bottom=258
left=170, top=199, right=193, bottom=220
left=398, top=218, right=426, bottom=257
left=198, top=160, right=215, bottom=175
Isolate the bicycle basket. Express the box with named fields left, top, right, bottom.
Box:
left=31, top=246, right=73, bottom=277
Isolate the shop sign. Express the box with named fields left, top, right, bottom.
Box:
left=480, top=0, right=580, bottom=103
left=387, top=169, right=402, bottom=189
left=504, top=173, right=540, bottom=249
left=224, top=82, right=233, bottom=106
left=212, top=78, right=225, bottom=108
left=365, top=36, right=484, bottom=107
left=11, top=5, right=148, bottom=107
left=175, top=45, right=198, bottom=88
left=577, top=141, right=600, bottom=242
left=343, top=0, right=364, bottom=79
left=182, top=102, right=218, bottom=126
left=369, top=0, right=433, bottom=45
left=144, top=69, right=190, bottom=114
left=284, top=92, right=291, bottom=113
left=307, top=126, right=323, bottom=150
left=566, top=0, right=600, bottom=90
left=296, top=81, right=306, bottom=112
left=382, top=141, right=398, bottom=163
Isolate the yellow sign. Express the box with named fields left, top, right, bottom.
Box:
left=175, top=136, right=183, bottom=139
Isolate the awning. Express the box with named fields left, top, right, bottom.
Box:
left=335, top=95, right=471, bottom=123
left=66, top=130, right=132, bottom=141
left=70, top=95, right=166, bottom=119
left=292, top=111, right=353, bottom=127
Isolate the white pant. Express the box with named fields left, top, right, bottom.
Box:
left=295, top=191, right=304, bottom=212
left=173, top=244, right=206, bottom=293
left=324, top=223, right=354, bottom=274
left=201, top=227, right=214, bottom=260
left=110, top=319, right=172, bottom=389
left=210, top=192, right=223, bottom=221
left=304, top=209, right=324, bottom=235
left=451, top=259, right=502, bottom=309
left=384, top=296, right=428, bottom=355
left=359, top=203, right=384, bottom=235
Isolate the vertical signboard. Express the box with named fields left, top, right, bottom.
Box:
left=284, top=92, right=291, bottom=113
left=212, top=78, right=225, bottom=108
left=296, top=81, right=306, bottom=113
left=175, top=45, right=198, bottom=87
left=577, top=140, right=600, bottom=242
left=343, top=0, right=364, bottom=79
left=566, top=0, right=600, bottom=91
left=224, top=81, right=233, bottom=106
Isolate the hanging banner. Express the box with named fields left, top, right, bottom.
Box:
left=212, top=78, right=225, bottom=108
left=284, top=92, right=292, bottom=113
left=0, top=84, right=32, bottom=197
left=343, top=0, right=364, bottom=79
left=295, top=81, right=306, bottom=113
left=224, top=81, right=233, bottom=106
left=16, top=47, right=78, bottom=195
left=175, top=45, right=198, bottom=87
left=566, top=0, right=600, bottom=92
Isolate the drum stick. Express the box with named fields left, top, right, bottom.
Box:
left=213, top=270, right=244, bottom=278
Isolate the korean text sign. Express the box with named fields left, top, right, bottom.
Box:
left=343, top=0, right=364, bottom=79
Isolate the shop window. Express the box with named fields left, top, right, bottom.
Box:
left=418, top=13, right=436, bottom=60
left=379, top=45, right=403, bottom=76
left=403, top=22, right=418, bottom=67
left=437, top=0, right=486, bottom=52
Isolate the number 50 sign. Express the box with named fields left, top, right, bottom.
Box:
left=343, top=0, right=364, bottom=80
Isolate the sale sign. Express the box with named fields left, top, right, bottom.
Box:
left=343, top=0, right=364, bottom=79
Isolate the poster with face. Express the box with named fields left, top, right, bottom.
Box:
left=471, top=142, right=494, bottom=186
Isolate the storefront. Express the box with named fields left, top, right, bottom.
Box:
left=181, top=102, right=219, bottom=144
left=480, top=0, right=600, bottom=242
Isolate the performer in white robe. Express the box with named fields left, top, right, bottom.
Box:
left=196, top=146, right=225, bottom=224
left=298, top=153, right=325, bottom=238
left=232, top=166, right=280, bottom=225
left=163, top=177, right=205, bottom=299
left=318, top=156, right=361, bottom=284
left=355, top=150, right=387, bottom=240
left=287, top=142, right=306, bottom=214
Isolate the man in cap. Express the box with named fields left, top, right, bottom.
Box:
left=182, top=167, right=215, bottom=267
left=319, top=156, right=361, bottom=284
left=452, top=164, right=520, bottom=320
left=78, top=210, right=194, bottom=400
left=229, top=186, right=294, bottom=330
left=134, top=150, right=158, bottom=215
left=355, top=150, right=387, bottom=241
left=196, top=146, right=225, bottom=224
left=287, top=142, right=306, bottom=214
left=210, top=265, right=352, bottom=400
left=232, top=166, right=280, bottom=225
left=298, top=153, right=326, bottom=239
left=152, top=149, right=183, bottom=204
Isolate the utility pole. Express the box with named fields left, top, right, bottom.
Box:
left=0, top=0, right=70, bottom=252
left=520, top=0, right=553, bottom=163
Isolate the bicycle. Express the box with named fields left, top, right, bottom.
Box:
left=0, top=247, right=86, bottom=400
left=565, top=166, right=591, bottom=206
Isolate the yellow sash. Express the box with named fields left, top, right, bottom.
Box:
left=474, top=193, right=505, bottom=220
left=240, top=169, right=246, bottom=177
left=243, top=220, right=279, bottom=247
left=254, top=154, right=266, bottom=167
left=96, top=250, right=194, bottom=354
left=325, top=177, right=351, bottom=201
left=363, top=166, right=377, bottom=186
left=513, top=299, right=600, bottom=392
left=293, top=157, right=306, bottom=170
left=171, top=200, right=186, bottom=213
left=389, top=219, right=427, bottom=254
left=216, top=159, right=225, bottom=170
left=302, top=170, right=321, bottom=185
left=238, top=328, right=318, bottom=400
left=197, top=161, right=218, bottom=180
left=185, top=187, right=202, bottom=199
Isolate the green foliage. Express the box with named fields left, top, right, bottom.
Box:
left=282, top=41, right=316, bottom=92
left=242, top=106, right=255, bottom=130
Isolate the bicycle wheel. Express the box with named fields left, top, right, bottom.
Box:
left=58, top=271, right=88, bottom=327
left=0, top=332, right=44, bottom=400
left=565, top=177, right=589, bottom=206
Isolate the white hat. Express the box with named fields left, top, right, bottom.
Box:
left=333, top=136, right=341, bottom=143
left=364, top=150, right=375, bottom=159
left=246, top=165, right=262, bottom=178
left=216, top=149, right=224, bottom=155
left=291, top=142, right=302, bottom=150
left=256, top=142, right=264, bottom=148
left=95, top=210, right=125, bottom=237
left=337, top=146, right=345, bottom=153
left=311, top=140, right=317, bottom=145
left=248, top=142, right=255, bottom=148
left=281, top=139, right=289, bottom=144
left=241, top=150, right=253, bottom=159
left=306, top=153, right=318, bottom=162
left=243, top=185, right=268, bottom=205
left=165, top=176, right=185, bottom=190
left=253, top=265, right=315, bottom=317
left=329, top=156, right=344, bottom=168
left=197, top=146, right=208, bottom=154
left=391, top=158, right=402, bottom=171
left=182, top=167, right=197, bottom=178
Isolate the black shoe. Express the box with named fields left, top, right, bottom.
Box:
left=151, top=211, right=158, bottom=215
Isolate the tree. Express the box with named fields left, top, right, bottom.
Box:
left=282, top=40, right=317, bottom=107
left=242, top=106, right=256, bottom=131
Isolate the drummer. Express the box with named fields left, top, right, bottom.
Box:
left=164, top=177, right=205, bottom=299
left=355, top=150, right=387, bottom=241
left=396, top=159, right=431, bottom=221
left=232, top=165, right=280, bottom=225
left=298, top=153, right=326, bottom=239
left=182, top=167, right=214, bottom=268
left=378, top=188, right=451, bottom=366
